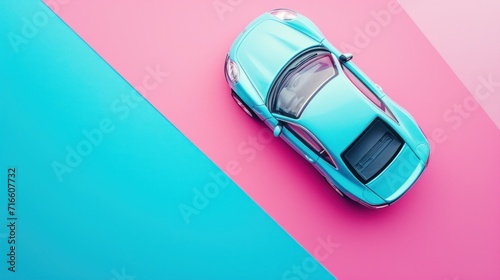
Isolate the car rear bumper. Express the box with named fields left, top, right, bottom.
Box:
left=366, top=145, right=426, bottom=204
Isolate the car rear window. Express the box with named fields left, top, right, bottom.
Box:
left=342, top=118, right=403, bottom=183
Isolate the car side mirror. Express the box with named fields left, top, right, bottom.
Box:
left=339, top=53, right=353, bottom=63
left=273, top=124, right=283, bottom=137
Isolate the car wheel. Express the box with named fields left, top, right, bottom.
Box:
left=231, top=91, right=256, bottom=119
left=324, top=177, right=346, bottom=198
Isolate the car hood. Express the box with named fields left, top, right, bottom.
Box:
left=298, top=74, right=381, bottom=156
left=236, top=19, right=319, bottom=101
left=366, top=145, right=424, bottom=203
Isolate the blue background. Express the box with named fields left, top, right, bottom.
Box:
left=0, top=1, right=335, bottom=279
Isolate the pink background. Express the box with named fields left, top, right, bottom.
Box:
left=46, top=0, right=500, bottom=279
left=399, top=0, right=500, bottom=130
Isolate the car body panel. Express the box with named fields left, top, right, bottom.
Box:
left=280, top=127, right=320, bottom=163
left=236, top=19, right=319, bottom=101
left=367, top=145, right=424, bottom=202
left=381, top=95, right=430, bottom=162
left=314, top=152, right=387, bottom=206
left=225, top=10, right=430, bottom=208
left=297, top=72, right=382, bottom=156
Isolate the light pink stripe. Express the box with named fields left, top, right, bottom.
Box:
left=399, top=0, right=500, bottom=129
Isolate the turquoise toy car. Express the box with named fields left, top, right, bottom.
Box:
left=224, top=9, right=430, bottom=208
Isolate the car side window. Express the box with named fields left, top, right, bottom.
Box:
left=285, top=123, right=336, bottom=167
left=319, top=150, right=335, bottom=166
left=286, top=123, right=322, bottom=152
left=342, top=65, right=383, bottom=109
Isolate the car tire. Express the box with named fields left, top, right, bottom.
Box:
left=231, top=91, right=256, bottom=119
left=324, top=177, right=348, bottom=199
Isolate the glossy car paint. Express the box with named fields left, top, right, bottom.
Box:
left=225, top=10, right=430, bottom=207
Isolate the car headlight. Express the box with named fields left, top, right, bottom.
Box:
left=225, top=57, right=239, bottom=83
left=269, top=8, right=297, bottom=21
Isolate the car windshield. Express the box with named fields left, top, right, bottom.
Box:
left=272, top=53, right=337, bottom=118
